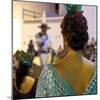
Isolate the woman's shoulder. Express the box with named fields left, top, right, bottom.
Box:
left=24, top=76, right=36, bottom=87
left=82, top=57, right=96, bottom=88
left=25, top=76, right=35, bottom=81
left=83, top=57, right=95, bottom=71
left=83, top=58, right=97, bottom=94
left=19, top=76, right=36, bottom=94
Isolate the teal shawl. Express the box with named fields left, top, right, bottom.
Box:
left=36, top=64, right=97, bottom=97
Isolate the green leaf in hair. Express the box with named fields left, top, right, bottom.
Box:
left=64, top=4, right=82, bottom=14
left=15, top=50, right=33, bottom=67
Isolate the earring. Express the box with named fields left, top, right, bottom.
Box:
left=57, top=42, right=67, bottom=59
left=62, top=42, right=68, bottom=57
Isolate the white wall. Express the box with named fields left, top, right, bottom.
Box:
left=83, top=6, right=97, bottom=42
left=13, top=2, right=23, bottom=54
left=13, top=1, right=57, bottom=52
left=13, top=1, right=97, bottom=53
left=59, top=4, right=66, bottom=15
left=22, top=1, right=56, bottom=14
left=22, top=18, right=63, bottom=52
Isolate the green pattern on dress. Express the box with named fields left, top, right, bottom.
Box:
left=36, top=64, right=97, bottom=97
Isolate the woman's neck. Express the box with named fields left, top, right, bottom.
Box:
left=55, top=48, right=83, bottom=65
left=54, top=48, right=83, bottom=79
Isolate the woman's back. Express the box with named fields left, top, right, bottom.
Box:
left=36, top=64, right=96, bottom=97
left=54, top=54, right=95, bottom=95
left=36, top=50, right=97, bottom=97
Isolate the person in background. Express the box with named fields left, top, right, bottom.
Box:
left=50, top=48, right=56, bottom=64
left=83, top=45, right=91, bottom=60
left=36, top=23, right=52, bottom=67
left=13, top=60, right=38, bottom=99
left=90, top=38, right=97, bottom=62
left=27, top=39, right=36, bottom=61
left=36, top=5, right=97, bottom=97
left=91, top=37, right=95, bottom=46
left=13, top=50, right=21, bottom=78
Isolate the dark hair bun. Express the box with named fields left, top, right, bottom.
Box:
left=61, top=12, right=89, bottom=50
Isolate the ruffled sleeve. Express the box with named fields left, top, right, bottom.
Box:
left=35, top=64, right=56, bottom=97
left=36, top=64, right=75, bottom=97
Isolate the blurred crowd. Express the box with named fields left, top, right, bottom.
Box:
left=13, top=25, right=97, bottom=99
left=83, top=38, right=97, bottom=62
